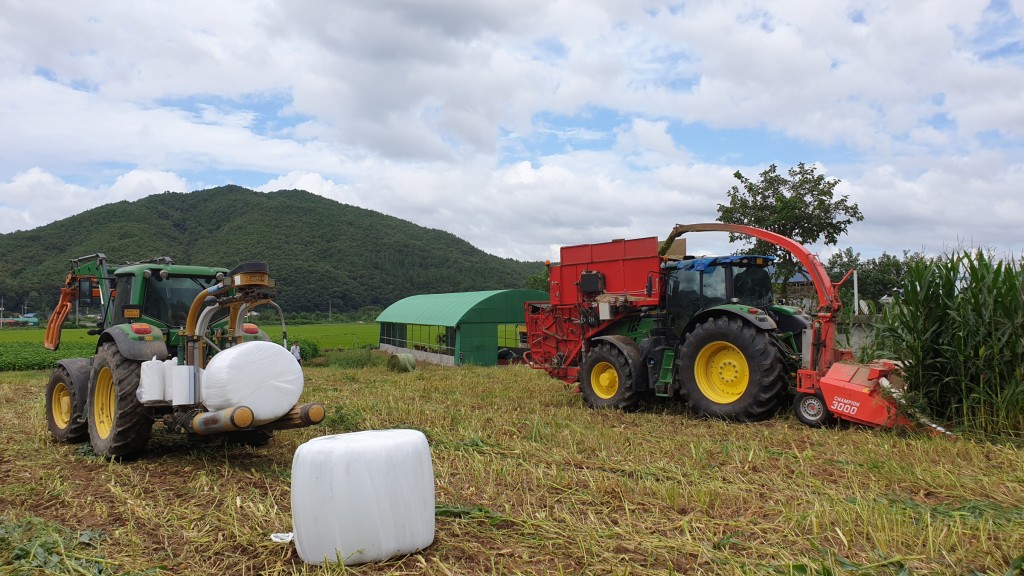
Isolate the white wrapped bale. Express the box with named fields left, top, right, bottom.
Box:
left=170, top=363, right=196, bottom=406
left=162, top=359, right=177, bottom=401
left=136, top=358, right=165, bottom=404
left=291, top=430, right=435, bottom=565
left=201, top=340, right=303, bottom=425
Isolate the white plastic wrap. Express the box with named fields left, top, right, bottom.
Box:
left=170, top=364, right=195, bottom=406
left=201, top=340, right=303, bottom=424
left=162, top=359, right=177, bottom=401
left=137, top=358, right=165, bottom=404
left=291, top=430, right=435, bottom=566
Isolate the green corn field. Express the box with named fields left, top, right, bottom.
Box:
left=872, top=249, right=1024, bottom=437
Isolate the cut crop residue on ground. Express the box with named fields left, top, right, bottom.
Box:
left=1, top=364, right=1022, bottom=575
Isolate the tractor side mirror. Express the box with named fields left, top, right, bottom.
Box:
left=645, top=275, right=653, bottom=297
left=77, top=278, right=95, bottom=307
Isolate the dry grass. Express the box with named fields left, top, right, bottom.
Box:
left=1, top=362, right=1022, bottom=575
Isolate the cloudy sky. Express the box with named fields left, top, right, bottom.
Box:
left=1, top=1, right=1022, bottom=262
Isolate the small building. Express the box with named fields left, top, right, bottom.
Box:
left=376, top=289, right=549, bottom=367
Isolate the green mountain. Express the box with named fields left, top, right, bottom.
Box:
left=0, top=186, right=544, bottom=315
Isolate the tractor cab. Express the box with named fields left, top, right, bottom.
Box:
left=662, top=254, right=809, bottom=354
left=662, top=255, right=775, bottom=336
left=109, top=264, right=227, bottom=328
left=65, top=260, right=269, bottom=353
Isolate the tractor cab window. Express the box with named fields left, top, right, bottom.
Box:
left=700, top=265, right=728, bottom=308
left=666, top=268, right=701, bottom=337
left=665, top=261, right=738, bottom=336
left=143, top=275, right=220, bottom=327
left=731, top=265, right=773, bottom=308
left=109, top=275, right=134, bottom=327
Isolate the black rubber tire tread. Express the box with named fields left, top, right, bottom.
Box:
left=87, top=342, right=153, bottom=459
left=579, top=343, right=641, bottom=410
left=676, top=316, right=788, bottom=422
left=45, top=366, right=88, bottom=443
left=793, top=392, right=835, bottom=427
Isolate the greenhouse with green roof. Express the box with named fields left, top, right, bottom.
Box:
left=375, top=289, right=548, bottom=367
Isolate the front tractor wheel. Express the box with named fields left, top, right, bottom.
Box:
left=677, top=316, right=787, bottom=421
left=87, top=343, right=153, bottom=459
left=579, top=343, right=640, bottom=409
left=45, top=367, right=88, bottom=443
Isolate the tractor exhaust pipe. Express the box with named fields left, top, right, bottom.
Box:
left=190, top=406, right=255, bottom=435
left=260, top=402, right=326, bottom=431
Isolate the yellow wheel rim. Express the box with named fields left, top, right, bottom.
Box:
left=51, top=381, right=72, bottom=429
left=694, top=341, right=749, bottom=404
left=591, top=361, right=620, bottom=400
left=94, top=366, right=115, bottom=439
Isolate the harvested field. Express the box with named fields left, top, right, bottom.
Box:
left=1, top=363, right=1022, bottom=575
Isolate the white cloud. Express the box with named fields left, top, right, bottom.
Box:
left=0, top=168, right=95, bottom=233
left=109, top=170, right=189, bottom=201
left=615, top=118, right=689, bottom=166
left=0, top=168, right=190, bottom=234
left=258, top=171, right=342, bottom=198
left=843, top=156, right=1024, bottom=257
left=0, top=0, right=1022, bottom=267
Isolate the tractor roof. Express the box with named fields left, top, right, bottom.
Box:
left=113, top=263, right=229, bottom=277
left=664, top=255, right=775, bottom=272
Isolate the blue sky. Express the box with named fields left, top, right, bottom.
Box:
left=1, top=0, right=1023, bottom=263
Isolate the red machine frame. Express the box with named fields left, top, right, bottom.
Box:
left=524, top=236, right=663, bottom=383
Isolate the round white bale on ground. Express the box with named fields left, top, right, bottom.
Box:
left=291, top=430, right=435, bottom=565
left=201, top=340, right=303, bottom=425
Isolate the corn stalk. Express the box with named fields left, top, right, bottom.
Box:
left=873, top=250, right=1024, bottom=437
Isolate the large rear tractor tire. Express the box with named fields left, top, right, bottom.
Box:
left=45, top=366, right=88, bottom=443
left=676, top=316, right=788, bottom=421
left=87, top=343, right=153, bottom=459
left=579, top=343, right=640, bottom=410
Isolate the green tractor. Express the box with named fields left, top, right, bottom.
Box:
left=525, top=223, right=911, bottom=430
left=524, top=234, right=813, bottom=422
left=44, top=254, right=323, bottom=459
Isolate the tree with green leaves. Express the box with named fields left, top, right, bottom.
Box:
left=825, top=247, right=928, bottom=312
left=526, top=266, right=550, bottom=293
left=717, top=163, right=864, bottom=300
